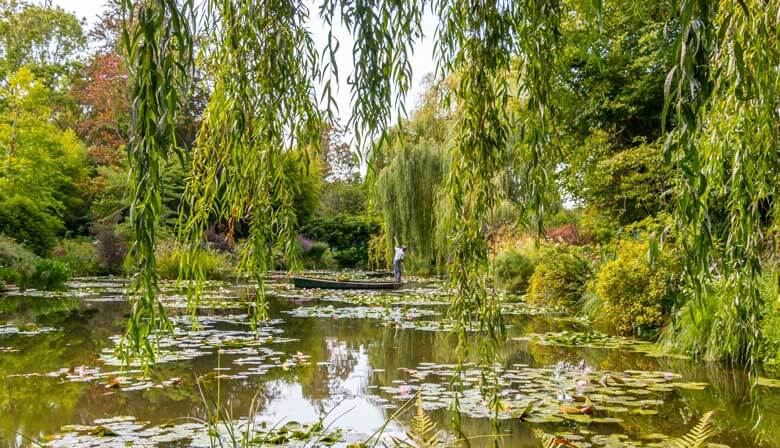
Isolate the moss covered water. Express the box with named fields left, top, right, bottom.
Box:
left=0, top=276, right=778, bottom=447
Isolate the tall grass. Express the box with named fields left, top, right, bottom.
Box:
left=660, top=270, right=779, bottom=363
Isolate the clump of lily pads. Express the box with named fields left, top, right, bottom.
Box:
left=283, top=305, right=440, bottom=322
left=375, top=361, right=705, bottom=427
left=46, top=416, right=347, bottom=447
left=0, top=322, right=58, bottom=336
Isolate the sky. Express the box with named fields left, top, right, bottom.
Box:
left=49, top=0, right=438, bottom=141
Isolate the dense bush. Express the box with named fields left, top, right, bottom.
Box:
left=333, top=246, right=369, bottom=268
left=94, top=223, right=128, bottom=275
left=0, top=234, right=37, bottom=288
left=580, top=141, right=672, bottom=225
left=297, top=237, right=333, bottom=268
left=579, top=207, right=616, bottom=245
left=0, top=234, right=70, bottom=290
left=27, top=259, right=70, bottom=290
left=660, top=274, right=762, bottom=362
left=0, top=196, right=62, bottom=256
left=156, top=243, right=233, bottom=280
left=308, top=242, right=329, bottom=261
left=527, top=245, right=591, bottom=309
left=757, top=272, right=780, bottom=371
left=596, top=240, right=680, bottom=336
left=493, top=250, right=536, bottom=293
left=54, top=239, right=100, bottom=277
left=301, top=215, right=380, bottom=268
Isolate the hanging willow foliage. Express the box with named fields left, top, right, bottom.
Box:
left=179, top=0, right=324, bottom=322
left=319, top=0, right=422, bottom=150
left=664, top=0, right=780, bottom=367
left=119, top=0, right=194, bottom=363
left=432, top=0, right=570, bottom=439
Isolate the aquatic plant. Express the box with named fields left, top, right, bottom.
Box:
left=531, top=428, right=576, bottom=448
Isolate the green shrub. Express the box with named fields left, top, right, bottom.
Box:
left=758, top=271, right=780, bottom=371
left=659, top=287, right=719, bottom=360
left=0, top=196, right=62, bottom=256
left=596, top=240, right=679, bottom=336
left=27, top=259, right=70, bottom=290
left=0, top=235, right=71, bottom=290
left=54, top=239, right=100, bottom=277
left=579, top=207, right=615, bottom=245
left=0, top=234, right=37, bottom=288
left=494, top=250, right=536, bottom=293
left=333, top=246, right=369, bottom=268
left=527, top=245, right=591, bottom=309
left=93, top=223, right=128, bottom=275
left=661, top=273, right=769, bottom=363
left=301, top=215, right=380, bottom=268
left=578, top=291, right=604, bottom=321
left=308, top=242, right=329, bottom=261
left=156, top=243, right=233, bottom=280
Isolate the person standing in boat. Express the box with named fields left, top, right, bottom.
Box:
left=393, top=245, right=406, bottom=283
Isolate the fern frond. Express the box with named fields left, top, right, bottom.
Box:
left=670, top=411, right=718, bottom=448
left=407, top=394, right=442, bottom=448
left=531, top=428, right=576, bottom=448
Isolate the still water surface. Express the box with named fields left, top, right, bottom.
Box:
left=0, top=276, right=778, bottom=447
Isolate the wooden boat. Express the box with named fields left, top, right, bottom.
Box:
left=291, top=276, right=403, bottom=290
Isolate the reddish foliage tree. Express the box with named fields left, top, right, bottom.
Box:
left=72, top=51, right=130, bottom=166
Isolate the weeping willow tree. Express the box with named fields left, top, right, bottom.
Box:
left=374, top=140, right=448, bottom=272
left=122, top=0, right=779, bottom=437
left=663, top=0, right=780, bottom=367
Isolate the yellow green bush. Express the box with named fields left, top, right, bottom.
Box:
left=54, top=239, right=100, bottom=277
left=527, top=245, right=591, bottom=309
left=757, top=271, right=780, bottom=371
left=156, top=243, right=233, bottom=280
left=493, top=250, right=536, bottom=294
left=597, top=240, right=679, bottom=336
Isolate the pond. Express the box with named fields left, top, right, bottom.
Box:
left=0, top=275, right=778, bottom=447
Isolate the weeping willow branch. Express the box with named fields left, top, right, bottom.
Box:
left=319, top=0, right=423, bottom=153
left=179, top=0, right=324, bottom=322
left=664, top=0, right=780, bottom=367
left=433, top=0, right=563, bottom=443
left=119, top=0, right=194, bottom=364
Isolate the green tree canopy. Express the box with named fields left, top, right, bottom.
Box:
left=0, top=68, right=89, bottom=250
left=0, top=0, right=86, bottom=89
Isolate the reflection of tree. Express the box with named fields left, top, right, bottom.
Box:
left=0, top=332, right=88, bottom=446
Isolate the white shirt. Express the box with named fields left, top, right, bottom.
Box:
left=393, top=247, right=405, bottom=262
